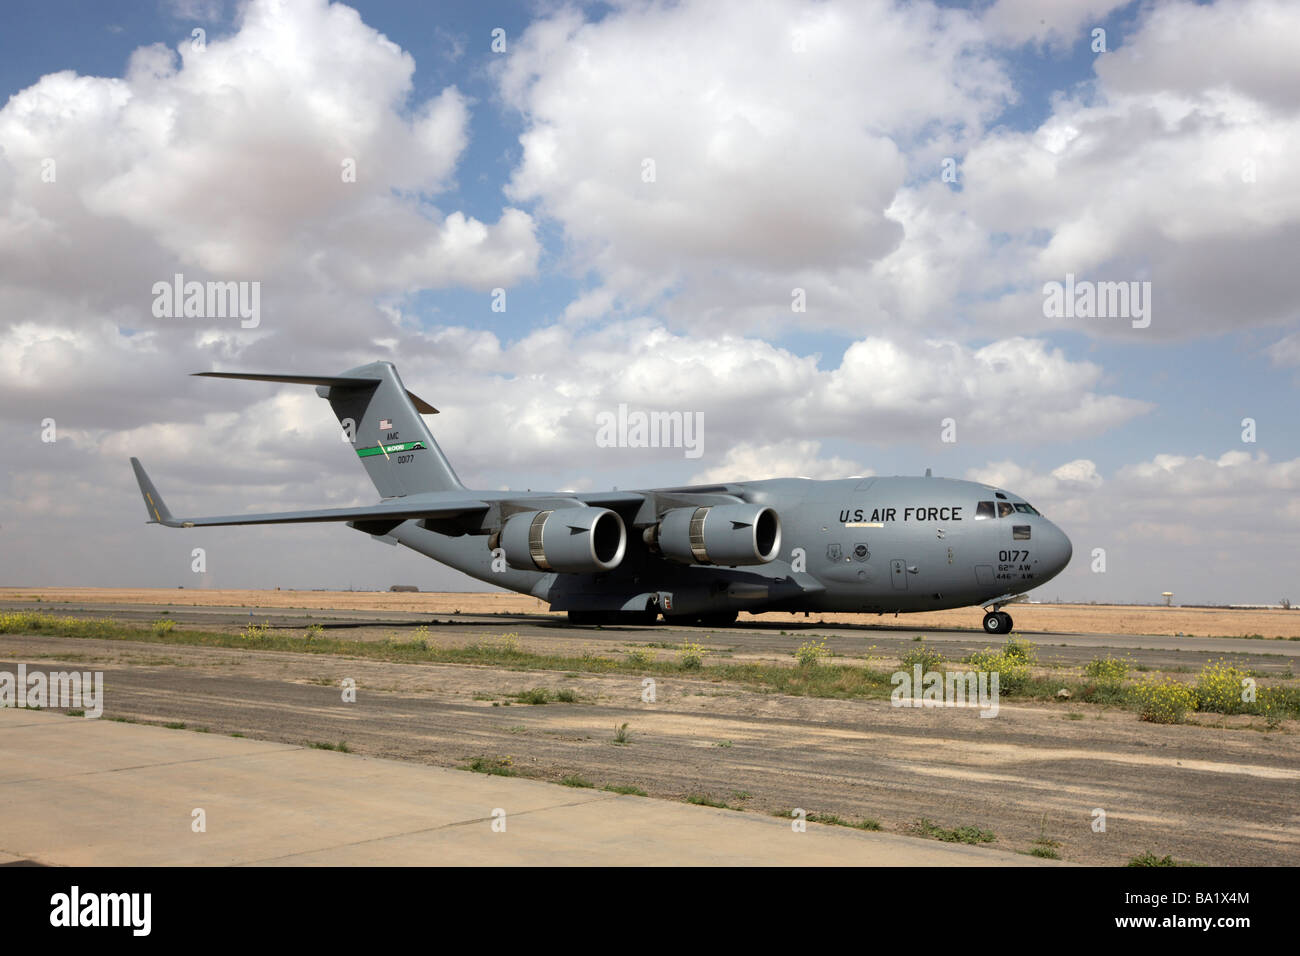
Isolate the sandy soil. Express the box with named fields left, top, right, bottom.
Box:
left=6, top=587, right=1300, bottom=638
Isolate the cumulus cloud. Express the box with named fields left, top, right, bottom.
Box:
left=494, top=0, right=1300, bottom=344
left=383, top=322, right=1150, bottom=485
left=958, top=0, right=1300, bottom=340
left=1051, top=459, right=1104, bottom=487
left=1116, top=449, right=1300, bottom=498
left=0, top=0, right=540, bottom=425
left=1, top=0, right=537, bottom=283
left=496, top=0, right=1013, bottom=329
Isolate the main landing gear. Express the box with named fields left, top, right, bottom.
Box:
left=982, top=610, right=1014, bottom=634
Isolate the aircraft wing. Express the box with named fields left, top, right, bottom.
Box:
left=130, top=458, right=487, bottom=528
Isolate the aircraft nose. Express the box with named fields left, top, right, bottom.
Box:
left=1042, top=520, right=1072, bottom=577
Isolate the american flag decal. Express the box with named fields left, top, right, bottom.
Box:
left=379, top=419, right=392, bottom=430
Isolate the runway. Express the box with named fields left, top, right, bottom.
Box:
left=0, top=708, right=1047, bottom=866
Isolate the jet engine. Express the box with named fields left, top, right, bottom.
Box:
left=496, top=507, right=626, bottom=573
left=648, top=504, right=781, bottom=566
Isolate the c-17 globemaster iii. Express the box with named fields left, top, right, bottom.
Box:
left=131, top=361, right=1073, bottom=633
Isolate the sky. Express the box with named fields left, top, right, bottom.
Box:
left=0, top=0, right=1297, bottom=604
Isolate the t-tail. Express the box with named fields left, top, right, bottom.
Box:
left=194, top=361, right=463, bottom=498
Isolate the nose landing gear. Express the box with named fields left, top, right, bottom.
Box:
left=982, top=610, right=1014, bottom=634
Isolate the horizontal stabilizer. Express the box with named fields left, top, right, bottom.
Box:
left=193, top=372, right=380, bottom=387
left=193, top=371, right=438, bottom=414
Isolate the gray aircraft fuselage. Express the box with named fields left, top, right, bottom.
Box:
left=383, top=476, right=1073, bottom=619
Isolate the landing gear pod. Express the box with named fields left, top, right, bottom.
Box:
left=651, top=504, right=781, bottom=566
left=498, top=507, right=627, bottom=573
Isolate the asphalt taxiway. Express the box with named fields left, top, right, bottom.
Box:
left=0, top=708, right=1049, bottom=866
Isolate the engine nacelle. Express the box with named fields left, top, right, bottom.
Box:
left=497, top=507, right=626, bottom=573
left=652, top=504, right=781, bottom=566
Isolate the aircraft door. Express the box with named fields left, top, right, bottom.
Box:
left=890, top=558, right=907, bottom=590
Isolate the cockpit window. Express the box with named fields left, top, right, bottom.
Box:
left=975, top=501, right=995, bottom=520
left=997, top=501, right=1015, bottom=518
left=1013, top=503, right=1039, bottom=515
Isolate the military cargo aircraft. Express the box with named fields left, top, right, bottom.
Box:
left=131, top=362, right=1073, bottom=633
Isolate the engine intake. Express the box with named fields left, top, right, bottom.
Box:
left=498, top=507, right=626, bottom=573
left=652, top=504, right=781, bottom=566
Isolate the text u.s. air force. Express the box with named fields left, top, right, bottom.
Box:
left=838, top=506, right=964, bottom=523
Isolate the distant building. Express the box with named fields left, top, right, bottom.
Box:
left=389, top=585, right=419, bottom=593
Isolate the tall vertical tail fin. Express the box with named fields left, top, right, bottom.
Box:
left=194, top=362, right=463, bottom=498
left=320, top=362, right=462, bottom=498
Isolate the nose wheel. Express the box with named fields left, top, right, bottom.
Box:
left=982, top=611, right=1013, bottom=634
